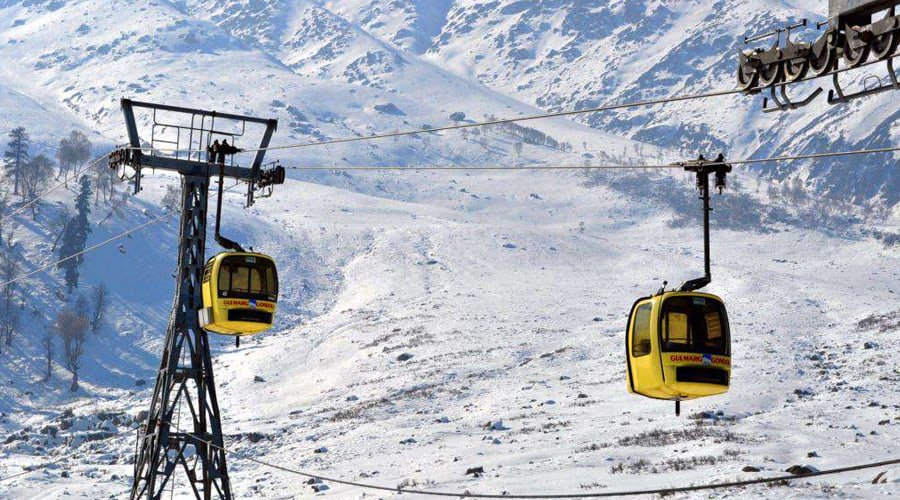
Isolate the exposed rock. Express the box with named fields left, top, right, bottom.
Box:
left=793, top=388, right=815, bottom=398
left=373, top=103, right=404, bottom=116
left=465, top=466, right=485, bottom=477
left=396, top=353, right=413, bottom=362
left=785, top=464, right=820, bottom=475
left=483, top=420, right=508, bottom=431
left=253, top=375, right=266, bottom=383
left=245, top=432, right=266, bottom=443
left=742, top=465, right=761, bottom=472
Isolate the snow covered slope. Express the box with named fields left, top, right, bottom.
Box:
left=2, top=167, right=898, bottom=498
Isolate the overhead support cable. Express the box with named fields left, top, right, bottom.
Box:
left=0, top=184, right=241, bottom=289
left=1, top=144, right=895, bottom=291
left=0, top=152, right=112, bottom=227
left=282, top=146, right=900, bottom=171
left=129, top=53, right=896, bottom=158
left=130, top=88, right=746, bottom=156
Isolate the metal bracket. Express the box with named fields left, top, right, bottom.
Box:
left=828, top=57, right=900, bottom=104
left=744, top=18, right=808, bottom=45
left=108, top=147, right=143, bottom=194
left=763, top=85, right=824, bottom=112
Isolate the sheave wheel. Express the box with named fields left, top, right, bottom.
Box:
left=843, top=29, right=870, bottom=67
left=871, top=31, right=897, bottom=60
left=758, top=61, right=783, bottom=86
left=737, top=61, right=759, bottom=90
left=784, top=57, right=809, bottom=82
left=810, top=33, right=836, bottom=76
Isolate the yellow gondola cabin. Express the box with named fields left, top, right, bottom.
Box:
left=200, top=252, right=278, bottom=336
left=626, top=291, right=731, bottom=403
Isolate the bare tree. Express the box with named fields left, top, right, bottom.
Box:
left=41, top=328, right=54, bottom=382
left=57, top=307, right=89, bottom=392
left=89, top=284, right=109, bottom=334
left=93, top=158, right=118, bottom=204
left=20, top=154, right=55, bottom=218
left=56, top=130, right=92, bottom=187
left=161, top=184, right=181, bottom=213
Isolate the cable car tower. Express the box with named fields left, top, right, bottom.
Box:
left=109, top=99, right=284, bottom=500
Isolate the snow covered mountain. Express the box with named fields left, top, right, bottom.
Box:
left=0, top=0, right=896, bottom=204
left=419, top=0, right=899, bottom=206
left=0, top=0, right=898, bottom=499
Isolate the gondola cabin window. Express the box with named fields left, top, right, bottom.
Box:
left=631, top=303, right=653, bottom=356
left=217, top=256, right=278, bottom=301
left=660, top=296, right=728, bottom=355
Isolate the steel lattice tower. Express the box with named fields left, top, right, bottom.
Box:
left=111, top=99, right=281, bottom=499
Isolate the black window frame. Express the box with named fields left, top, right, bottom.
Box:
left=630, top=303, right=654, bottom=357
left=217, top=256, right=279, bottom=302
left=658, top=295, right=729, bottom=356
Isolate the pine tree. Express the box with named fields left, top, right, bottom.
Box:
left=0, top=230, right=19, bottom=349
left=58, top=176, right=92, bottom=294
left=3, top=127, right=30, bottom=196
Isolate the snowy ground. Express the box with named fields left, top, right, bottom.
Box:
left=1, top=166, right=897, bottom=499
